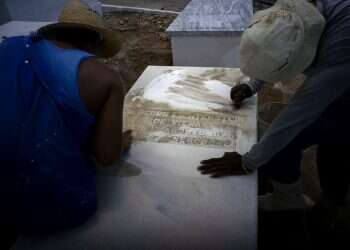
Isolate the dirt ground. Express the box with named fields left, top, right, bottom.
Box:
left=103, top=11, right=176, bottom=92
left=101, top=0, right=190, bottom=12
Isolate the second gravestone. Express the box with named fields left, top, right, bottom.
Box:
left=167, top=0, right=253, bottom=67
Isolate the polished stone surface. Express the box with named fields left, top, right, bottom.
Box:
left=0, top=0, right=102, bottom=41
left=167, top=0, right=253, bottom=35
left=13, top=66, right=257, bottom=250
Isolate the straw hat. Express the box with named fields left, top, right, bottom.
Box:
left=239, top=0, right=325, bottom=82
left=38, top=0, right=120, bottom=58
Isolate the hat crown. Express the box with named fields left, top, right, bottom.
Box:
left=58, top=0, right=104, bottom=29
left=239, top=0, right=326, bottom=82
left=38, top=0, right=121, bottom=57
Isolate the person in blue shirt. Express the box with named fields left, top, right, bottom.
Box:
left=0, top=0, right=131, bottom=233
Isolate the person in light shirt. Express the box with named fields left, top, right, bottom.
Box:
left=199, top=0, right=350, bottom=223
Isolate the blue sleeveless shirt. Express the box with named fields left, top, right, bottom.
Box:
left=0, top=34, right=97, bottom=232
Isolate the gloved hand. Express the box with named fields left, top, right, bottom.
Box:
left=198, top=152, right=252, bottom=178
left=230, top=84, right=253, bottom=109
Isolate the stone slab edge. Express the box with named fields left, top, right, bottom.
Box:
left=166, top=0, right=253, bottom=36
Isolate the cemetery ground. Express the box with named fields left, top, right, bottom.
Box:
left=102, top=10, right=350, bottom=250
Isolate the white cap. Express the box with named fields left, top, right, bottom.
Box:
left=239, top=0, right=325, bottom=82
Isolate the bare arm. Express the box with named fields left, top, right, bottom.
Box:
left=92, top=80, right=124, bottom=165
left=78, top=58, right=125, bottom=166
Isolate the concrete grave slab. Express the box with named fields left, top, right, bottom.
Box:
left=13, top=66, right=257, bottom=250
left=167, top=0, right=253, bottom=67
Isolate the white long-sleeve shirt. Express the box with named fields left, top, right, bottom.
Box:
left=242, top=0, right=350, bottom=170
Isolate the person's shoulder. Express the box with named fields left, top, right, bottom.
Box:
left=79, top=58, right=122, bottom=89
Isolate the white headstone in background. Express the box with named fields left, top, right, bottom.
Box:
left=167, top=0, right=253, bottom=67
left=3, top=0, right=102, bottom=22
left=14, top=66, right=257, bottom=250
left=0, top=0, right=102, bottom=40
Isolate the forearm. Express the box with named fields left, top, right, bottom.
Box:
left=92, top=84, right=124, bottom=166
left=243, top=64, right=350, bottom=170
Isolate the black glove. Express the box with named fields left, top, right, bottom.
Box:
left=230, top=84, right=253, bottom=109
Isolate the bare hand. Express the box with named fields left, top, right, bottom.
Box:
left=198, top=152, right=249, bottom=178
left=122, top=130, right=133, bottom=153
left=230, top=84, right=253, bottom=109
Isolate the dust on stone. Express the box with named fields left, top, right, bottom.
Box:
left=123, top=68, right=256, bottom=150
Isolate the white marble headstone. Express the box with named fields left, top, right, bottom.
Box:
left=167, top=0, right=253, bottom=35
left=166, top=0, right=253, bottom=67
left=124, top=66, right=256, bottom=154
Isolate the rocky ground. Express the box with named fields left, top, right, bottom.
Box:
left=103, top=11, right=176, bottom=92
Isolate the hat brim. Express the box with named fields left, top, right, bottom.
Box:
left=38, top=22, right=121, bottom=58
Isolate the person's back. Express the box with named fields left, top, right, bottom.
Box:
left=0, top=34, right=99, bottom=232
left=0, top=0, right=129, bottom=234
left=312, top=0, right=350, bottom=70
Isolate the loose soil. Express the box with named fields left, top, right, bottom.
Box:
left=103, top=11, right=176, bottom=92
